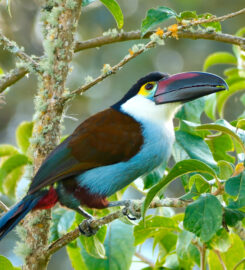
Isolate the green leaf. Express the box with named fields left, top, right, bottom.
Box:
left=176, top=230, right=199, bottom=265
left=177, top=11, right=197, bottom=21
left=3, top=166, right=24, bottom=198
left=82, top=0, right=96, bottom=7
left=176, top=98, right=205, bottom=123
left=211, top=228, right=231, bottom=252
left=196, top=122, right=245, bottom=154
left=50, top=208, right=67, bottom=242
left=143, top=170, right=162, bottom=189
left=79, top=225, right=107, bottom=259
left=205, top=133, right=235, bottom=163
left=0, top=144, right=18, bottom=157
left=79, top=234, right=106, bottom=259
left=208, top=234, right=245, bottom=270
left=203, top=52, right=237, bottom=71
left=100, top=0, right=124, bottom=29
left=0, top=154, right=30, bottom=193
left=217, top=80, right=245, bottom=118
left=198, top=13, right=222, bottom=32
left=0, top=255, right=14, bottom=270
left=66, top=241, right=88, bottom=270
left=223, top=207, right=245, bottom=226
left=204, top=94, right=217, bottom=121
left=81, top=220, right=135, bottom=270
left=183, top=194, right=222, bottom=242
left=16, top=121, right=33, bottom=154
left=57, top=210, right=75, bottom=237
left=134, top=216, right=179, bottom=245
left=0, top=67, right=4, bottom=75
left=142, top=159, right=217, bottom=219
left=163, top=254, right=179, bottom=269
left=141, top=6, right=177, bottom=36
left=226, top=172, right=245, bottom=209
left=175, top=130, right=217, bottom=169
left=218, top=160, right=233, bottom=180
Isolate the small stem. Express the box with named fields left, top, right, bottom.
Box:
left=200, top=244, right=207, bottom=270
left=135, top=252, right=155, bottom=268
left=214, top=249, right=227, bottom=270
left=233, top=258, right=245, bottom=270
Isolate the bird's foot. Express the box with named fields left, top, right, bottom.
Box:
left=78, top=218, right=98, bottom=237
left=108, top=200, right=141, bottom=220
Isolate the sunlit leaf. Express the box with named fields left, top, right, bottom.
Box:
left=198, top=13, right=222, bottom=32
left=217, top=160, right=233, bottom=180
left=81, top=220, right=135, bottom=270
left=0, top=144, right=18, bottom=157
left=210, top=228, right=231, bottom=252
left=204, top=94, right=217, bottom=121
left=203, top=52, right=237, bottom=71
left=3, top=166, right=24, bottom=198
left=66, top=241, right=88, bottom=270
left=183, top=194, right=222, bottom=242
left=134, top=216, right=179, bottom=245
left=100, top=0, right=124, bottom=29
left=16, top=121, right=33, bottom=155
left=205, top=133, right=235, bottom=163
left=217, top=80, right=245, bottom=118
left=141, top=6, right=177, bottom=36
left=196, top=122, right=245, bottom=154
left=0, top=255, right=14, bottom=270
left=0, top=154, right=30, bottom=193
left=142, top=159, right=217, bottom=219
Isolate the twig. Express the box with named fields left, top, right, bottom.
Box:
left=0, top=32, right=39, bottom=70
left=1, top=8, right=245, bottom=94
left=62, top=7, right=245, bottom=102
left=200, top=244, right=207, bottom=270
left=75, top=30, right=245, bottom=52
left=0, top=67, right=28, bottom=94
left=46, top=197, right=190, bottom=256
left=0, top=200, right=9, bottom=213
left=233, top=258, right=245, bottom=270
left=214, top=249, right=227, bottom=270
left=135, top=251, right=155, bottom=268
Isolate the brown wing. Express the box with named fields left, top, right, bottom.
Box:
left=28, top=108, right=143, bottom=194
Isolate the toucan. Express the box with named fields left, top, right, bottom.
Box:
left=0, top=71, right=228, bottom=239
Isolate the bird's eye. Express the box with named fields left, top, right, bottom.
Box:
left=145, top=83, right=154, bottom=90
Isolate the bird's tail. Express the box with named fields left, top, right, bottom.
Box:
left=0, top=192, right=46, bottom=240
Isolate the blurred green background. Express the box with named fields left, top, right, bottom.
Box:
left=0, top=0, right=244, bottom=269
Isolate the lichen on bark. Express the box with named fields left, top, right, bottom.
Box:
left=20, top=1, right=83, bottom=269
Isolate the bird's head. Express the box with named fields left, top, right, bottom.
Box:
left=112, top=71, right=228, bottom=123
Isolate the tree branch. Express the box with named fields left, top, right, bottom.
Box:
left=0, top=32, right=39, bottom=70
left=45, top=198, right=190, bottom=256
left=75, top=30, right=245, bottom=52
left=1, top=8, right=245, bottom=94
left=0, top=67, right=28, bottom=94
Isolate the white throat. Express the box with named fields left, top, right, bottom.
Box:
left=120, top=95, right=181, bottom=127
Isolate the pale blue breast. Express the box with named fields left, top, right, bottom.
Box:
left=76, top=119, right=174, bottom=196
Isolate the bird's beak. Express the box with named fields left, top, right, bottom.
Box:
left=154, top=72, right=228, bottom=104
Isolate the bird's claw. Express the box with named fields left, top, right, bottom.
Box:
left=122, top=201, right=141, bottom=220
left=78, top=218, right=98, bottom=237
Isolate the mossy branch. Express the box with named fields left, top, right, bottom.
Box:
left=75, top=30, right=245, bottom=52
left=45, top=197, right=190, bottom=256
left=0, top=8, right=245, bottom=94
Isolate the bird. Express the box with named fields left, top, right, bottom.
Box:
left=0, top=71, right=228, bottom=239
